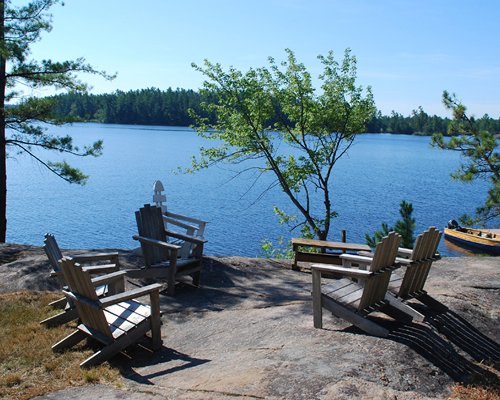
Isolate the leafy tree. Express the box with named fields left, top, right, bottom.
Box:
left=431, top=91, right=500, bottom=225
left=365, top=200, right=415, bottom=248
left=190, top=49, right=375, bottom=241
left=0, top=0, right=113, bottom=242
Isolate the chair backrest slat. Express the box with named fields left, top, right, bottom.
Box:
left=136, top=204, right=170, bottom=266
left=398, top=227, right=441, bottom=298
left=359, top=232, right=401, bottom=310
left=60, top=257, right=112, bottom=338
left=44, top=234, right=63, bottom=274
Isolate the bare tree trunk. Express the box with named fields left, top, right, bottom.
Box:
left=0, top=0, right=7, bottom=242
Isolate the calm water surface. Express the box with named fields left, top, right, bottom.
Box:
left=7, top=123, right=492, bottom=256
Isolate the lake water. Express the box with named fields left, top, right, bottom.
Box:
left=6, top=123, right=492, bottom=256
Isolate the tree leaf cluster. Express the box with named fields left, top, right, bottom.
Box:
left=190, top=49, right=376, bottom=240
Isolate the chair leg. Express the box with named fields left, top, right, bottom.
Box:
left=166, top=268, right=176, bottom=296
left=150, top=291, right=162, bottom=350
left=52, top=330, right=87, bottom=352
left=192, top=270, right=201, bottom=287
left=312, top=269, right=323, bottom=329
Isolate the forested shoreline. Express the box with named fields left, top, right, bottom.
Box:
left=50, top=88, right=500, bottom=135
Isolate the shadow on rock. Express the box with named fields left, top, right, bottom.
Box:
left=408, top=299, right=500, bottom=367
left=111, top=343, right=210, bottom=385
left=130, top=257, right=311, bottom=321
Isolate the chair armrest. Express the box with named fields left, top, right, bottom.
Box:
left=73, top=252, right=119, bottom=263
left=396, top=247, right=413, bottom=258
left=100, top=283, right=162, bottom=307
left=90, top=270, right=128, bottom=286
left=166, top=211, right=208, bottom=226
left=339, top=253, right=374, bottom=266
left=395, top=257, right=412, bottom=265
left=133, top=235, right=181, bottom=251
left=82, top=264, right=120, bottom=274
left=165, top=229, right=208, bottom=245
left=163, top=216, right=200, bottom=232
left=310, top=263, right=373, bottom=278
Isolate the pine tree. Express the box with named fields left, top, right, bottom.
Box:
left=0, top=0, right=114, bottom=241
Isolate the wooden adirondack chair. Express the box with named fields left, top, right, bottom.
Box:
left=41, top=233, right=120, bottom=327
left=128, top=204, right=207, bottom=295
left=311, top=232, right=407, bottom=337
left=52, top=257, right=162, bottom=368
left=386, top=227, right=442, bottom=309
left=153, top=180, right=208, bottom=259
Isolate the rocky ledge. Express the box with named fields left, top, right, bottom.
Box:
left=0, top=243, right=498, bottom=399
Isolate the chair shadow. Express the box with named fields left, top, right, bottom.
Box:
left=409, top=296, right=500, bottom=367
left=110, top=342, right=210, bottom=385
left=340, top=307, right=499, bottom=385
left=387, top=321, right=497, bottom=384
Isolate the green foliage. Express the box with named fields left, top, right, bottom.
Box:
left=431, top=91, right=500, bottom=224
left=365, top=200, right=416, bottom=248
left=191, top=49, right=375, bottom=241
left=365, top=222, right=391, bottom=249
left=261, top=206, right=316, bottom=259
left=394, top=201, right=416, bottom=248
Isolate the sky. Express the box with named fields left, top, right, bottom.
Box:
left=23, top=0, right=500, bottom=117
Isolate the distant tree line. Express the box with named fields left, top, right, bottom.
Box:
left=51, top=88, right=215, bottom=126
left=50, top=88, right=500, bottom=135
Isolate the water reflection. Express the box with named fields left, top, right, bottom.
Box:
left=442, top=239, right=477, bottom=257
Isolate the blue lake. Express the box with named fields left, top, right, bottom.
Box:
left=6, top=123, right=492, bottom=256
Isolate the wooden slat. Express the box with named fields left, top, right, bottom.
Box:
left=359, top=232, right=400, bottom=310
left=320, top=294, right=389, bottom=337
left=60, top=257, right=112, bottom=338
left=396, top=227, right=441, bottom=298
left=323, top=280, right=361, bottom=300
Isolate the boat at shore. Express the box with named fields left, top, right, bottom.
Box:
left=444, top=221, right=500, bottom=255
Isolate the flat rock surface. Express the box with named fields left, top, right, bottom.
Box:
left=0, top=244, right=498, bottom=399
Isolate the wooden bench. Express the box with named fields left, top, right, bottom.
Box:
left=292, top=238, right=371, bottom=270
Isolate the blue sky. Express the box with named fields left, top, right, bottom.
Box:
left=26, top=0, right=500, bottom=117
